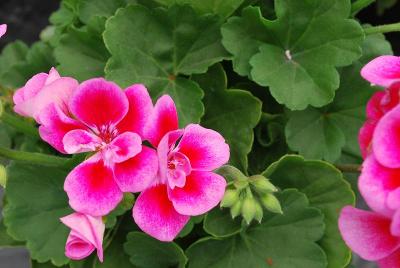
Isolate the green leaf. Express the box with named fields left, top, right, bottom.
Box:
left=222, top=1, right=364, bottom=110
left=0, top=42, right=56, bottom=88
left=248, top=113, right=289, bottom=175
left=285, top=32, right=393, bottom=161
left=104, top=4, right=230, bottom=126
left=0, top=193, right=23, bottom=247
left=78, top=0, right=134, bottom=23
left=263, top=155, right=355, bottom=268
left=55, top=17, right=110, bottom=81
left=187, top=189, right=327, bottom=268
left=124, top=232, right=187, bottom=268
left=3, top=163, right=71, bottom=265
left=153, top=0, right=246, bottom=18
left=193, top=64, right=262, bottom=172
left=203, top=207, right=242, bottom=237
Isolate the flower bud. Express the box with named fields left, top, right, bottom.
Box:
left=220, top=189, right=239, bottom=208
left=242, top=196, right=258, bottom=224
left=254, top=202, right=263, bottom=223
left=260, top=193, right=283, bottom=214
left=230, top=200, right=242, bottom=219
left=234, top=178, right=249, bottom=190
left=249, top=175, right=278, bottom=193
left=0, top=165, right=6, bottom=188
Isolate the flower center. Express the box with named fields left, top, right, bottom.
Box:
left=97, top=125, right=118, bottom=144
left=166, top=151, right=191, bottom=189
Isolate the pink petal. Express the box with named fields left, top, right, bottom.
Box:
left=144, top=95, right=178, bottom=147
left=63, top=129, right=101, bottom=154
left=338, top=206, right=400, bottom=261
left=177, top=124, right=230, bottom=171
left=373, top=105, right=400, bottom=168
left=378, top=250, right=400, bottom=268
left=361, top=56, right=400, bottom=87
left=69, top=78, right=129, bottom=129
left=60, top=212, right=105, bottom=262
left=12, top=87, right=25, bottom=105
left=167, top=152, right=191, bottom=189
left=132, top=184, right=189, bottom=242
left=113, top=147, right=158, bottom=192
left=105, top=132, right=142, bottom=164
left=14, top=77, right=78, bottom=123
left=391, top=211, right=400, bottom=237
left=20, top=73, right=48, bottom=101
left=64, top=232, right=95, bottom=261
left=168, top=171, right=227, bottom=216
left=359, top=155, right=400, bottom=217
left=359, top=120, right=376, bottom=158
left=366, top=91, right=386, bottom=120
left=39, top=104, right=84, bottom=153
left=45, top=67, right=61, bottom=85
left=0, top=24, right=7, bottom=38
left=116, top=84, right=153, bottom=137
left=64, top=157, right=123, bottom=216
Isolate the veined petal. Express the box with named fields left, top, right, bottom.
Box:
left=64, top=157, right=123, bottom=216
left=361, top=56, right=400, bottom=87
left=69, top=78, right=129, bottom=129
left=63, top=129, right=101, bottom=154
left=168, top=171, right=226, bottom=216
left=105, top=132, right=142, bottom=164
left=39, top=104, right=84, bottom=153
left=46, top=67, right=61, bottom=85
left=177, top=124, right=230, bottom=171
left=64, top=232, right=95, bottom=261
left=359, top=155, right=399, bottom=217
left=373, top=105, right=400, bottom=168
left=116, top=84, right=153, bottom=137
left=114, top=147, right=158, bottom=192
left=339, top=206, right=400, bottom=261
left=133, top=184, right=189, bottom=242
left=144, top=95, right=178, bottom=147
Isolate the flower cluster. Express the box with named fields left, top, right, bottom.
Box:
left=12, top=69, right=230, bottom=261
left=339, top=56, right=400, bottom=267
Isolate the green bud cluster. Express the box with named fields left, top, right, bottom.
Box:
left=219, top=166, right=282, bottom=225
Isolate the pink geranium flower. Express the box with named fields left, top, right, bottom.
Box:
left=13, top=68, right=78, bottom=123
left=39, top=78, right=158, bottom=216
left=60, top=212, right=105, bottom=262
left=0, top=24, right=7, bottom=38
left=359, top=154, right=400, bottom=217
left=361, top=55, right=400, bottom=87
left=359, top=83, right=400, bottom=158
left=373, top=104, right=400, bottom=168
left=133, top=96, right=230, bottom=241
left=339, top=206, right=400, bottom=267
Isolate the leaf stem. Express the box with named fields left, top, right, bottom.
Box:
left=351, top=0, right=375, bottom=15
left=334, top=164, right=361, bottom=173
left=0, top=112, right=39, bottom=138
left=364, top=22, right=400, bottom=35
left=0, top=146, right=70, bottom=167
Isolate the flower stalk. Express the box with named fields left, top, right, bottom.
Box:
left=0, top=146, right=70, bottom=167
left=0, top=111, right=39, bottom=139
left=364, top=22, right=400, bottom=35
left=351, top=0, right=375, bottom=15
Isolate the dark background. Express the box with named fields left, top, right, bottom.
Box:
left=0, top=0, right=399, bottom=267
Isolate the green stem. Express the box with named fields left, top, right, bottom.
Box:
left=334, top=164, right=361, bottom=173
left=0, top=112, right=39, bottom=138
left=364, top=22, right=400, bottom=35
left=351, top=0, right=375, bottom=15
left=0, top=147, right=70, bottom=167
